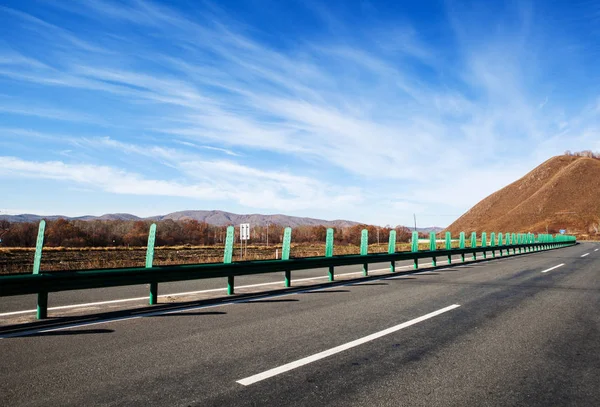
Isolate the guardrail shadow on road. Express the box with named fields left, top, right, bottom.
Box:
left=17, top=328, right=114, bottom=338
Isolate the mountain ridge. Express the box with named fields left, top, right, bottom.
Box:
left=0, top=210, right=443, bottom=231
left=446, top=155, right=600, bottom=235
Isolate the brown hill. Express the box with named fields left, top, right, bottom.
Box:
left=447, top=155, right=600, bottom=237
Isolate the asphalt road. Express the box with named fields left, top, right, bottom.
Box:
left=1, top=242, right=598, bottom=406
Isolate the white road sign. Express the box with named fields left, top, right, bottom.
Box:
left=240, top=223, right=250, bottom=241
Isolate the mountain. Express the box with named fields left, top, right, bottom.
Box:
left=415, top=227, right=445, bottom=234
left=148, top=210, right=360, bottom=228
left=446, top=155, right=600, bottom=235
left=0, top=210, right=359, bottom=228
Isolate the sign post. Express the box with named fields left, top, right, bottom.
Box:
left=240, top=223, right=250, bottom=260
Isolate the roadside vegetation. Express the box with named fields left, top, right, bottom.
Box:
left=1, top=219, right=442, bottom=274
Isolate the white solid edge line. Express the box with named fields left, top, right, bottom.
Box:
left=581, top=253, right=590, bottom=257
left=236, top=304, right=461, bottom=386
left=541, top=263, right=565, bottom=273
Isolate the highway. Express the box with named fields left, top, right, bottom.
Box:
left=1, top=242, right=598, bottom=406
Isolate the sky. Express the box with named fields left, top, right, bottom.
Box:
left=0, top=0, right=599, bottom=227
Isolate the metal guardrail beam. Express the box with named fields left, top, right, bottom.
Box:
left=0, top=242, right=574, bottom=298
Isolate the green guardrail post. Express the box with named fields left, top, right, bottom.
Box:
left=224, top=226, right=235, bottom=295
left=282, top=227, right=292, bottom=287
left=388, top=230, right=397, bottom=272
left=512, top=233, right=517, bottom=254
left=411, top=231, right=419, bottom=269
left=360, top=229, right=369, bottom=276
left=326, top=228, right=334, bottom=281
left=518, top=234, right=522, bottom=254
left=459, top=232, right=466, bottom=262
left=445, top=232, right=452, bottom=264
left=481, top=232, right=487, bottom=259
left=541, top=233, right=546, bottom=251
left=498, top=232, right=503, bottom=256
left=33, top=220, right=47, bottom=319
left=33, top=220, right=45, bottom=275
left=471, top=232, right=477, bottom=261
left=147, top=223, right=158, bottom=305
left=490, top=232, right=496, bottom=258
left=429, top=232, right=437, bottom=267
left=540, top=234, right=543, bottom=250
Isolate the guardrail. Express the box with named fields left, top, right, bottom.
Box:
left=0, top=222, right=577, bottom=319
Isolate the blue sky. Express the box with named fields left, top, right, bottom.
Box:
left=0, top=0, right=599, bottom=227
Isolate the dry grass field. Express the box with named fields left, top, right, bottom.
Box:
left=0, top=241, right=452, bottom=275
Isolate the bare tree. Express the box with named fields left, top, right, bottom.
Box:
left=0, top=220, right=10, bottom=243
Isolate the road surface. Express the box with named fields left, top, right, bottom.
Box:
left=0, top=243, right=598, bottom=406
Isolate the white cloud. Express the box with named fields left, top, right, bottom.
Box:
left=0, top=103, right=106, bottom=125
left=0, top=156, right=362, bottom=212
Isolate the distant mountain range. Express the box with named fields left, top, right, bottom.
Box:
left=0, top=209, right=443, bottom=231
